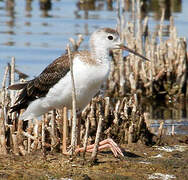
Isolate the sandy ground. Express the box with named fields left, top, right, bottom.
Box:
left=0, top=135, right=187, bottom=180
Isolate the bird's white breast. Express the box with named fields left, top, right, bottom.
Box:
left=21, top=56, right=110, bottom=120
left=46, top=56, right=110, bottom=110
left=20, top=56, right=111, bottom=120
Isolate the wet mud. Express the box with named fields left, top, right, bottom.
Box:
left=0, top=135, right=187, bottom=180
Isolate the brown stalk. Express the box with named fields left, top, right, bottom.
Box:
left=62, top=107, right=68, bottom=154
left=67, top=44, right=77, bottom=155
left=91, top=112, right=103, bottom=162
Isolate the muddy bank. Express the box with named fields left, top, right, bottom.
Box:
left=0, top=135, right=187, bottom=180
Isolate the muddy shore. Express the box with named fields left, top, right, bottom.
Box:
left=0, top=135, right=187, bottom=180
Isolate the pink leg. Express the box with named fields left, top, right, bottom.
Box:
left=75, top=138, right=124, bottom=157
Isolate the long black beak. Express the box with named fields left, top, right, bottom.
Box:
left=119, top=44, right=150, bottom=61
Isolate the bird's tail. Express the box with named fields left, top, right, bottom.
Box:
left=8, top=82, right=27, bottom=90
left=8, top=82, right=29, bottom=113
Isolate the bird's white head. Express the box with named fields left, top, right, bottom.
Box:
left=89, top=27, right=150, bottom=62
left=90, top=28, right=121, bottom=51
left=89, top=28, right=121, bottom=61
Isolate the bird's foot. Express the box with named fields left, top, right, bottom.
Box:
left=75, top=138, right=124, bottom=157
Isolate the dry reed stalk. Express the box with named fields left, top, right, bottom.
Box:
left=50, top=110, right=56, bottom=150
left=16, top=110, right=27, bottom=155
left=128, top=122, right=134, bottom=144
left=62, top=107, right=68, bottom=154
left=131, top=0, right=136, bottom=36
left=27, top=120, right=32, bottom=153
left=143, top=112, right=150, bottom=130
left=32, top=119, right=40, bottom=150
left=11, top=132, right=19, bottom=155
left=104, top=97, right=110, bottom=118
left=116, top=0, right=126, bottom=96
left=89, top=99, right=96, bottom=129
left=42, top=115, right=46, bottom=152
left=116, top=0, right=121, bottom=34
left=136, top=0, right=143, bottom=54
left=113, top=100, right=120, bottom=124
left=91, top=112, right=103, bottom=162
left=158, top=121, right=164, bottom=140
left=137, top=116, right=144, bottom=136
left=9, top=58, right=17, bottom=131
left=0, top=133, right=7, bottom=155
left=77, top=113, right=81, bottom=149
left=67, top=44, right=77, bottom=155
left=69, top=34, right=84, bottom=51
left=143, top=16, right=148, bottom=39
left=158, top=8, right=165, bottom=44
left=0, top=66, right=9, bottom=155
left=19, top=144, right=27, bottom=156
left=22, top=131, right=35, bottom=141
left=1, top=66, right=9, bottom=125
left=83, top=116, right=90, bottom=158
left=10, top=57, right=15, bottom=105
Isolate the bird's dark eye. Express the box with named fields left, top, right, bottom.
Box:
left=108, top=35, right=113, bottom=40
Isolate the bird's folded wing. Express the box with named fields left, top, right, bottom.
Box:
left=9, top=54, right=72, bottom=112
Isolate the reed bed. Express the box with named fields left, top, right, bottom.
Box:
left=0, top=0, right=187, bottom=159
left=108, top=3, right=188, bottom=101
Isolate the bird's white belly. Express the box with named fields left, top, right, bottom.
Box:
left=19, top=58, right=110, bottom=120
left=46, top=59, right=110, bottom=110
left=21, top=58, right=110, bottom=120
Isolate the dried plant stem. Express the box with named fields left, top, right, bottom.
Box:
left=159, top=8, right=165, bottom=43
left=83, top=116, right=90, bottom=158
left=131, top=0, right=136, bottom=35
left=77, top=113, right=81, bottom=148
left=50, top=110, right=56, bottom=150
left=42, top=115, right=45, bottom=152
left=0, top=66, right=9, bottom=154
left=67, top=44, right=77, bottom=155
left=27, top=120, right=32, bottom=153
left=33, top=119, right=39, bottom=150
left=158, top=121, right=164, bottom=139
left=136, top=0, right=143, bottom=53
left=10, top=57, right=15, bottom=98
left=104, top=97, right=110, bottom=118
left=91, top=114, right=103, bottom=162
left=69, top=34, right=83, bottom=51
left=0, top=132, right=7, bottom=155
left=62, top=107, right=68, bottom=154
left=1, top=66, right=9, bottom=125
left=11, top=132, right=19, bottom=155
left=128, top=123, right=134, bottom=144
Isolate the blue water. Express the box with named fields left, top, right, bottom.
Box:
left=0, top=0, right=188, bottom=79
left=0, top=0, right=119, bottom=79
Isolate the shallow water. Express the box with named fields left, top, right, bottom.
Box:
left=0, top=0, right=188, bottom=135
left=0, top=0, right=188, bottom=79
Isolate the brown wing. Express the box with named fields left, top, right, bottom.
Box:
left=10, top=53, right=71, bottom=113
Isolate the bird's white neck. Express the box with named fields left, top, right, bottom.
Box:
left=90, top=44, right=110, bottom=64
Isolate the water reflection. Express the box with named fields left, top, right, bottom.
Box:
left=39, top=0, right=52, bottom=17
left=25, top=0, right=32, bottom=17
left=77, top=0, right=96, bottom=11
left=5, top=0, right=15, bottom=28
left=148, top=0, right=182, bottom=20
left=120, top=0, right=182, bottom=21
left=6, top=0, right=14, bottom=12
left=75, top=0, right=115, bottom=19
left=143, top=100, right=188, bottom=135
